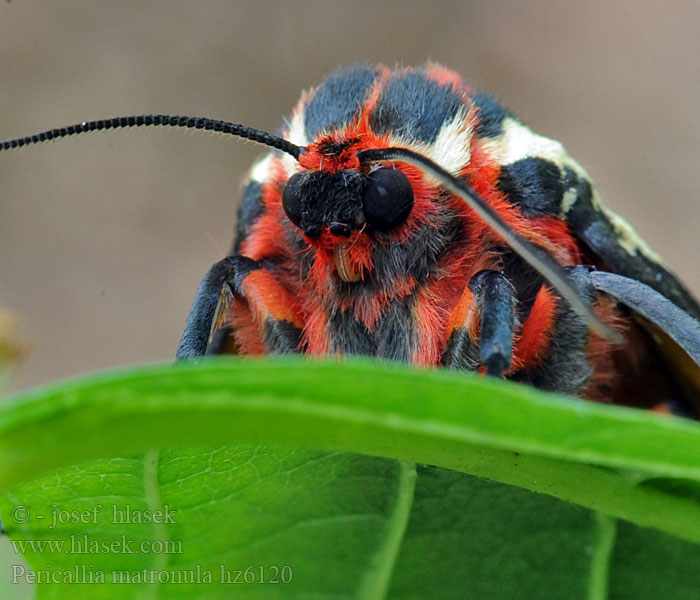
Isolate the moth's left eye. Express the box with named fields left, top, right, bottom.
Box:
left=282, top=172, right=305, bottom=228
left=362, top=167, right=414, bottom=232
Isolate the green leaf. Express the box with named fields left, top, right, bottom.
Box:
left=1, top=357, right=699, bottom=598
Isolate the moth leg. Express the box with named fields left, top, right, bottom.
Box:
left=442, top=270, right=516, bottom=377
left=205, top=283, right=236, bottom=356
left=177, top=256, right=240, bottom=359
left=470, top=271, right=516, bottom=377
left=177, top=256, right=303, bottom=359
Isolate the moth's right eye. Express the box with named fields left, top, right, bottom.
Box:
left=362, top=167, right=414, bottom=232
left=282, top=172, right=305, bottom=228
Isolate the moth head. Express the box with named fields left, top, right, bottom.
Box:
left=276, top=134, right=417, bottom=282
left=281, top=165, right=414, bottom=239
left=285, top=135, right=414, bottom=233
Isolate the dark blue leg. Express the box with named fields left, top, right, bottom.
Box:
left=470, top=270, right=516, bottom=377
left=176, top=257, right=247, bottom=359
left=177, top=256, right=302, bottom=358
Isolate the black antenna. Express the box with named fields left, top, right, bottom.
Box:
left=0, top=114, right=303, bottom=160
left=358, top=146, right=621, bottom=342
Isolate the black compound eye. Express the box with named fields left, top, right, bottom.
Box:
left=282, top=172, right=305, bottom=228
left=362, top=167, right=414, bottom=232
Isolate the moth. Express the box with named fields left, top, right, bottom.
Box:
left=3, top=64, right=700, bottom=415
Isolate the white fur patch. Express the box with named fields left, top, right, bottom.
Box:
left=285, top=102, right=308, bottom=147
left=423, top=109, right=474, bottom=175
left=561, top=188, right=579, bottom=214
left=278, top=152, right=299, bottom=179
left=481, top=117, right=570, bottom=168
left=249, top=151, right=298, bottom=185
left=249, top=153, right=275, bottom=183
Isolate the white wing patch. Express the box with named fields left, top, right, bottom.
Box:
left=285, top=100, right=308, bottom=147
left=480, top=117, right=589, bottom=181
left=482, top=117, right=568, bottom=166
left=249, top=154, right=274, bottom=183
left=422, top=109, right=475, bottom=175
left=561, top=188, right=579, bottom=214
left=249, top=150, right=298, bottom=185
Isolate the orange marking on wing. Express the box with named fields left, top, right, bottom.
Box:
left=513, top=286, right=558, bottom=371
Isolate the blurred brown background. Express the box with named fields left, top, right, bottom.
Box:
left=1, top=1, right=699, bottom=392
